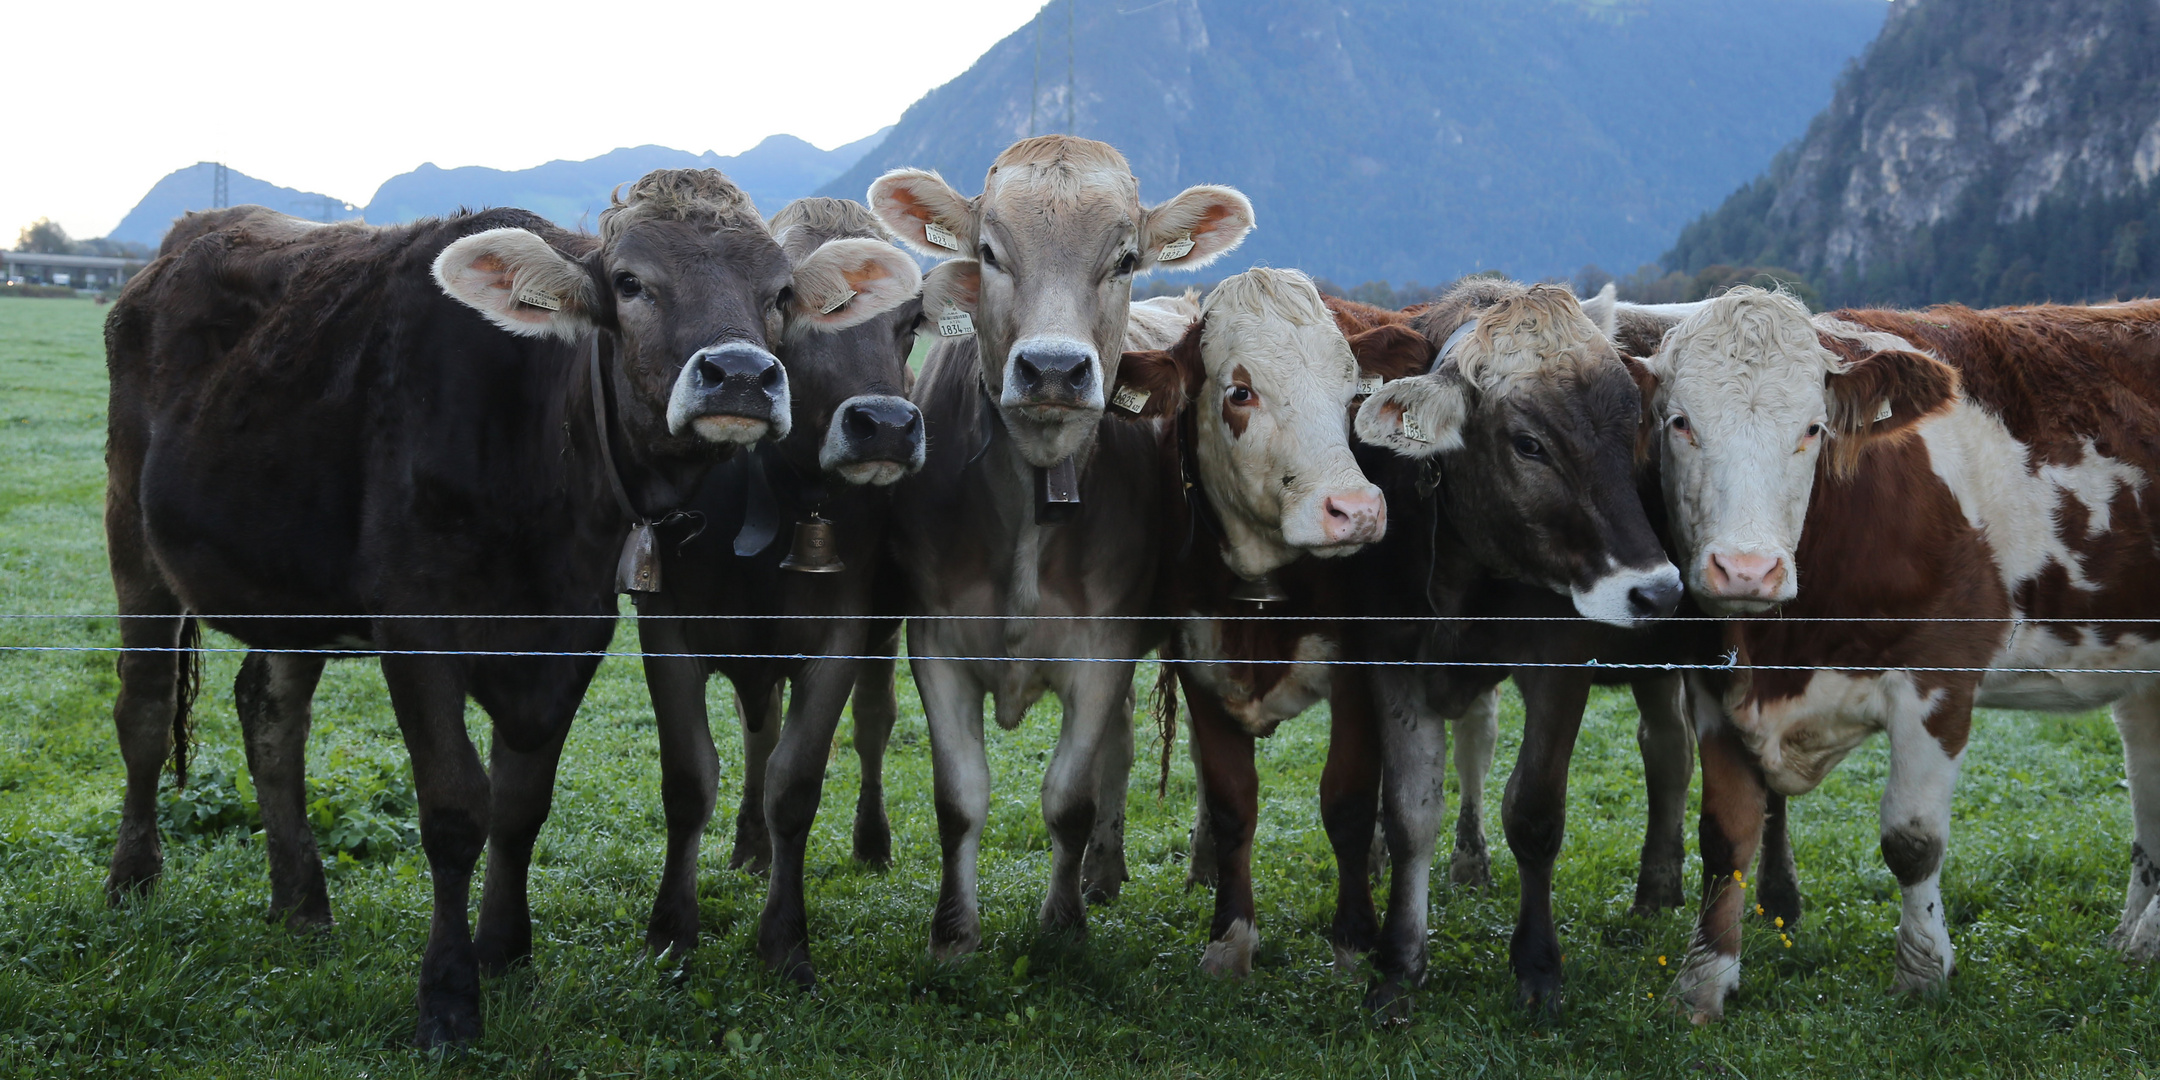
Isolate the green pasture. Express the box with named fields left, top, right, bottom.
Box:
left=0, top=295, right=2152, bottom=1077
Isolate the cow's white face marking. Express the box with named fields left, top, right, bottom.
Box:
left=1192, top=270, right=1385, bottom=578
left=1570, top=558, right=1686, bottom=628
left=1648, top=291, right=1843, bottom=613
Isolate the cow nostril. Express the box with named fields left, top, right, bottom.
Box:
left=844, top=407, right=877, bottom=441
left=697, top=357, right=725, bottom=384
left=903, top=412, right=922, bottom=433
left=757, top=361, right=782, bottom=389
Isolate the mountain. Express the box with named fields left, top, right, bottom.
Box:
left=359, top=129, right=892, bottom=230
left=817, top=0, right=1886, bottom=285
left=108, top=164, right=364, bottom=246
left=1665, top=0, right=2160, bottom=307
left=107, top=129, right=891, bottom=247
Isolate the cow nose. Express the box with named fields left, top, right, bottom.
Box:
left=1627, top=571, right=1685, bottom=620
left=695, top=345, right=783, bottom=392
left=1010, top=344, right=1096, bottom=401
left=1320, top=489, right=1386, bottom=545
left=1705, top=551, right=1788, bottom=599
left=842, top=397, right=921, bottom=444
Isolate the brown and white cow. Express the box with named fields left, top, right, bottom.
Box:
left=865, top=136, right=1253, bottom=966
left=1110, top=267, right=1402, bottom=977
left=1625, top=286, right=2160, bottom=1021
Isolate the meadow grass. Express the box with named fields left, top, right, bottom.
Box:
left=0, top=294, right=2152, bottom=1077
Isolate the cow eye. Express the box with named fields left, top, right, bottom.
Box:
left=1115, top=251, right=1138, bottom=277
left=614, top=272, right=643, bottom=299
left=979, top=244, right=999, bottom=270
left=1804, top=422, right=1824, bottom=438
left=1226, top=385, right=1258, bottom=407
left=774, top=286, right=794, bottom=313
left=1669, top=414, right=1690, bottom=434
left=1512, top=434, right=1545, bottom=459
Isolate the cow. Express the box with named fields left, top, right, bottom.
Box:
left=1107, top=267, right=1406, bottom=977
left=1336, top=280, right=1691, bottom=1015
left=101, top=170, right=919, bottom=1046
left=1615, top=286, right=2160, bottom=1023
left=864, top=135, right=1252, bottom=969
left=632, top=198, right=927, bottom=969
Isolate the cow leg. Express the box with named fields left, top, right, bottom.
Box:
left=848, top=627, right=901, bottom=867
left=2114, top=680, right=2160, bottom=960
left=1037, top=664, right=1129, bottom=935
left=1448, top=689, right=1499, bottom=888
left=235, top=651, right=332, bottom=929
left=105, top=608, right=187, bottom=903
left=759, top=656, right=861, bottom=986
left=641, top=616, right=716, bottom=957
left=1882, top=696, right=1966, bottom=995
left=1756, top=791, right=1803, bottom=927
left=1322, top=669, right=1384, bottom=968
left=1081, top=682, right=1134, bottom=904
left=1366, top=670, right=1448, bottom=1018
left=1672, top=679, right=1763, bottom=1025
left=915, top=654, right=989, bottom=959
left=380, top=654, right=490, bottom=1048
left=1505, top=670, right=1591, bottom=1015
left=728, top=678, right=783, bottom=874
left=1629, top=675, right=1693, bottom=915
left=1180, top=673, right=1260, bottom=976
left=1186, top=728, right=1219, bottom=890
left=472, top=718, right=571, bottom=976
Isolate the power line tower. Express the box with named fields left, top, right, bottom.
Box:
left=212, top=163, right=230, bottom=209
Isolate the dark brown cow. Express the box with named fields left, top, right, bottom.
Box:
left=1624, top=288, right=2160, bottom=1021
left=633, top=198, right=927, bottom=971
left=101, top=172, right=917, bottom=1045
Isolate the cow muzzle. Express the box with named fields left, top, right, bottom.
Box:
left=1002, top=337, right=1102, bottom=412
left=1282, top=483, right=1387, bottom=554
left=819, top=394, right=925, bottom=487
left=1570, top=561, right=1685, bottom=628
left=668, top=342, right=792, bottom=444
left=1699, top=548, right=1792, bottom=611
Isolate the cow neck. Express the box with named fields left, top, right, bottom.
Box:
left=968, top=374, right=1093, bottom=523
left=588, top=334, right=696, bottom=592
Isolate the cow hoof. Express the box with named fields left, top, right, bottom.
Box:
left=727, top=844, right=772, bottom=876
left=1038, top=893, right=1088, bottom=937
left=1363, top=978, right=1415, bottom=1025
left=1448, top=851, right=1492, bottom=890
left=2115, top=900, right=2160, bottom=960
left=414, top=995, right=482, bottom=1050
left=1082, top=846, right=1128, bottom=905
left=852, top=808, right=893, bottom=869
left=276, top=904, right=336, bottom=934
left=1199, top=920, right=1257, bottom=978
left=1670, top=949, right=1739, bottom=1024
left=1630, top=869, right=1685, bottom=915
left=473, top=935, right=533, bottom=978
left=1332, top=942, right=1365, bottom=977
left=1515, top=975, right=1563, bottom=1019
left=1757, top=881, right=1803, bottom=929
left=760, top=942, right=817, bottom=989
left=103, top=853, right=162, bottom=905
left=1891, top=925, right=1953, bottom=995
left=929, top=902, right=981, bottom=960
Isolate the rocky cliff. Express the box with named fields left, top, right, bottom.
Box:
left=1666, top=0, right=2160, bottom=305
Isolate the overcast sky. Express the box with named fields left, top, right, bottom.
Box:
left=8, top=0, right=1042, bottom=240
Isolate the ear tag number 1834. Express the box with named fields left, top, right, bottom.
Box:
left=937, top=307, right=976, bottom=338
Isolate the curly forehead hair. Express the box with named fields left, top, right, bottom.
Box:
left=598, top=169, right=765, bottom=244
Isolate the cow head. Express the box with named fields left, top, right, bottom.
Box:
left=1629, top=287, right=1958, bottom=613
left=766, top=198, right=927, bottom=486
left=870, top=136, right=1253, bottom=468
left=432, top=169, right=918, bottom=462
left=1355, top=280, right=1683, bottom=628
left=1116, top=269, right=1387, bottom=578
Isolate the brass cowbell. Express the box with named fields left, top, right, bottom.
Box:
left=778, top=513, right=845, bottom=573
left=1228, top=571, right=1290, bottom=607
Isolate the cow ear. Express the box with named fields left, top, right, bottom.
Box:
left=1619, top=353, right=1662, bottom=462
left=433, top=227, right=597, bottom=342
left=1356, top=369, right=1470, bottom=457
left=1826, top=347, right=1959, bottom=442
left=1111, top=319, right=1204, bottom=420
left=1580, top=282, right=1619, bottom=337
left=1346, top=323, right=1435, bottom=383
left=921, top=258, right=981, bottom=322
left=868, top=169, right=977, bottom=258
left=787, top=237, right=922, bottom=333
left=1142, top=185, right=1255, bottom=271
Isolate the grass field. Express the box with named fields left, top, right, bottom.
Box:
left=0, top=294, right=2153, bottom=1078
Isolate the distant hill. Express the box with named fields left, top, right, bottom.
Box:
left=108, top=164, right=363, bottom=246
left=1665, top=0, right=2160, bottom=307
left=359, top=129, right=892, bottom=230
left=107, top=129, right=891, bottom=247
left=818, top=0, right=1886, bottom=285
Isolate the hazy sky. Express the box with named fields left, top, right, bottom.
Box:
left=8, top=0, right=1042, bottom=240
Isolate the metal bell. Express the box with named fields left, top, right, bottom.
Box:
left=777, top=513, right=845, bottom=573
left=1228, top=571, right=1290, bottom=607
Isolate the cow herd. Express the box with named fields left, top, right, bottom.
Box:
left=95, top=135, right=2160, bottom=1046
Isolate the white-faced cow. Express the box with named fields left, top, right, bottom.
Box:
left=1621, top=286, right=2160, bottom=1022
left=1336, top=280, right=1688, bottom=1015
left=101, top=170, right=917, bottom=1046
left=866, top=135, right=1252, bottom=965
left=631, top=198, right=927, bottom=973
left=1110, top=267, right=1407, bottom=977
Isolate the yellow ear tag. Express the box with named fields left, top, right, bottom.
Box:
left=1157, top=233, right=1196, bottom=262
left=1874, top=400, right=1893, bottom=424
left=923, top=221, right=963, bottom=252
left=819, top=289, right=857, bottom=315
left=1357, top=374, right=1383, bottom=397
left=1401, top=409, right=1432, bottom=444
left=936, top=307, right=975, bottom=338
left=515, top=288, right=560, bottom=311
left=1112, top=385, right=1151, bottom=414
